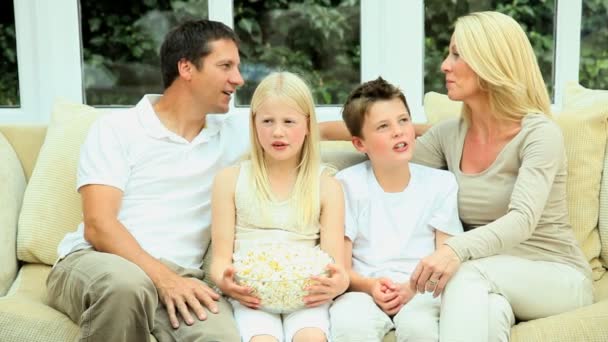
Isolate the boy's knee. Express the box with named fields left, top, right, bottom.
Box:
left=394, top=320, right=438, bottom=342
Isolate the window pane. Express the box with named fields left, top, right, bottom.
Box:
left=424, top=0, right=555, bottom=98
left=80, top=1, right=208, bottom=106
left=0, top=1, right=19, bottom=106
left=234, top=0, right=360, bottom=106
left=580, top=1, right=608, bottom=89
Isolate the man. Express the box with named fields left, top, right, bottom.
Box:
left=47, top=20, right=246, bottom=342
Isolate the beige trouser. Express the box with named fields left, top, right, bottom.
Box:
left=330, top=291, right=440, bottom=342
left=46, top=249, right=240, bottom=342
left=440, top=255, right=593, bottom=342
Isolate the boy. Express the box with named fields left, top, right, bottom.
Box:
left=330, top=77, right=463, bottom=342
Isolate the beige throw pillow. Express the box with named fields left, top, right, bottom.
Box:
left=17, top=100, right=101, bottom=265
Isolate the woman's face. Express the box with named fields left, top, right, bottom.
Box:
left=441, top=35, right=481, bottom=101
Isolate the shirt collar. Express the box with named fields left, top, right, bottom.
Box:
left=136, top=94, right=224, bottom=145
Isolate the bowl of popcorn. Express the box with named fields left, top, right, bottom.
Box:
left=233, top=244, right=333, bottom=314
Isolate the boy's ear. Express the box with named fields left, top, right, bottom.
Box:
left=351, top=136, right=367, bottom=153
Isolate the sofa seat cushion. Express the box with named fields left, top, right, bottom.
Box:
left=0, top=264, right=159, bottom=342
left=423, top=83, right=608, bottom=280
left=17, top=101, right=101, bottom=265
left=0, top=264, right=78, bottom=342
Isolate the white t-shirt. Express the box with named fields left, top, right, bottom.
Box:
left=57, top=95, right=250, bottom=269
left=336, top=161, right=463, bottom=283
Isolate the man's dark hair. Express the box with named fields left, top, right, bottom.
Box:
left=342, top=77, right=411, bottom=138
left=159, top=19, right=239, bottom=89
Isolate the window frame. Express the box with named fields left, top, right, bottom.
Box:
left=1, top=0, right=584, bottom=123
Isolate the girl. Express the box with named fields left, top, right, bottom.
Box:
left=210, top=72, right=348, bottom=342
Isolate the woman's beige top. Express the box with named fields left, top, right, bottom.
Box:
left=413, top=114, right=591, bottom=279
left=233, top=160, right=321, bottom=252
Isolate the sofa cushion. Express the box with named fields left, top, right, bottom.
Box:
left=423, top=83, right=608, bottom=280
left=559, top=84, right=608, bottom=280
left=17, top=101, right=101, bottom=265
left=0, top=132, right=26, bottom=296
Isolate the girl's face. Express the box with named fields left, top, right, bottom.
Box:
left=254, top=96, right=309, bottom=165
left=441, top=35, right=482, bottom=101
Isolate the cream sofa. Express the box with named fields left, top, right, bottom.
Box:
left=1, top=83, right=608, bottom=341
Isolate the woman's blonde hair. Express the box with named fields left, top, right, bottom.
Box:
left=249, top=72, right=321, bottom=228
left=453, top=11, right=551, bottom=122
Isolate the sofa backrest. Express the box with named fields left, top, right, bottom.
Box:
left=0, top=126, right=47, bottom=182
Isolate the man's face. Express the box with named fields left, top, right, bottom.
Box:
left=191, top=39, right=244, bottom=114
left=352, top=98, right=415, bottom=166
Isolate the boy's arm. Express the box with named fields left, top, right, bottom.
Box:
left=435, top=230, right=452, bottom=249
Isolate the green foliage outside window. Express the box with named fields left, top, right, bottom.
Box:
left=0, top=1, right=18, bottom=106
left=0, top=1, right=606, bottom=107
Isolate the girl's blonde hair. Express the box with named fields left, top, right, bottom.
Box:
left=453, top=11, right=552, bottom=122
left=249, top=72, right=321, bottom=228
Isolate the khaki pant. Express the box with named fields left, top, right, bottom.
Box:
left=46, top=249, right=240, bottom=342
left=440, top=255, right=593, bottom=342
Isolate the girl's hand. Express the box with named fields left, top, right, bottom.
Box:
left=218, top=267, right=260, bottom=309
left=303, top=263, right=349, bottom=307
left=409, top=244, right=461, bottom=297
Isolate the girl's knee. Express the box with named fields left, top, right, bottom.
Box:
left=292, top=328, right=326, bottom=342
left=250, top=335, right=279, bottom=342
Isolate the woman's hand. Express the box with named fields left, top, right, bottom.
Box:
left=218, top=266, right=260, bottom=309
left=303, top=263, right=349, bottom=307
left=410, top=245, right=461, bottom=297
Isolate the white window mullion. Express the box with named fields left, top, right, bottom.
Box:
left=362, top=0, right=425, bottom=123
left=553, top=0, right=582, bottom=110
left=2, top=0, right=82, bottom=124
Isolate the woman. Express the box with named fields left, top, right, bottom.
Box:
left=408, top=11, right=593, bottom=341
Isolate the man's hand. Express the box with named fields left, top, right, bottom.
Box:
left=155, top=271, right=220, bottom=329
left=303, top=263, right=349, bottom=307
left=218, top=267, right=260, bottom=309
left=410, top=244, right=461, bottom=297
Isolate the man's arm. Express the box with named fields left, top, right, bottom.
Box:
left=81, top=184, right=219, bottom=328
left=319, top=121, right=431, bottom=141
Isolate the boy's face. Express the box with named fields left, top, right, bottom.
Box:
left=352, top=98, right=415, bottom=166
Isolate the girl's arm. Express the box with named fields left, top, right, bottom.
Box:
left=304, top=175, right=349, bottom=307
left=319, top=175, right=346, bottom=265
left=210, top=167, right=259, bottom=308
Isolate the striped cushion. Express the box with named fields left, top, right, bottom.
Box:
left=17, top=100, right=101, bottom=265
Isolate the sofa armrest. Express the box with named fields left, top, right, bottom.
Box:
left=0, top=133, right=27, bottom=296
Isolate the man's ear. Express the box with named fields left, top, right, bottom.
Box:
left=177, top=59, right=193, bottom=81
left=351, top=136, right=367, bottom=153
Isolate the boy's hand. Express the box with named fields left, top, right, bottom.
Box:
left=155, top=270, right=220, bottom=329
left=383, top=282, right=416, bottom=316
left=303, top=263, right=349, bottom=307
left=370, top=278, right=398, bottom=314
left=218, top=267, right=260, bottom=309
left=410, top=244, right=461, bottom=297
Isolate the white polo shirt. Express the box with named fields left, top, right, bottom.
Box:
left=57, top=95, right=250, bottom=269
left=336, top=161, right=463, bottom=283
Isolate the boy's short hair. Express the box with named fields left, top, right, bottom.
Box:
left=342, top=77, right=411, bottom=138
left=160, top=19, right=239, bottom=89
